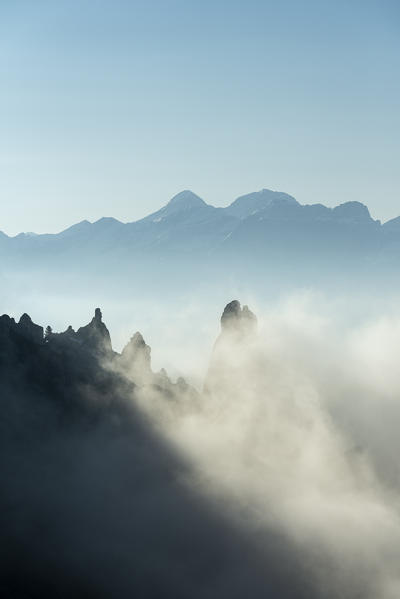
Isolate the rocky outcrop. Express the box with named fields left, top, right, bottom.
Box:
left=118, top=332, right=190, bottom=397
left=0, top=314, right=15, bottom=336
left=75, top=308, right=112, bottom=355
left=119, top=331, right=152, bottom=384
left=0, top=302, right=313, bottom=599
left=0, top=307, right=197, bottom=410
left=0, top=312, right=43, bottom=348
left=220, top=300, right=257, bottom=338
left=204, top=300, right=258, bottom=394
left=18, top=313, right=44, bottom=344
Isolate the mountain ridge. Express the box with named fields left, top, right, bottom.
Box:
left=0, top=188, right=388, bottom=238
left=1, top=188, right=398, bottom=289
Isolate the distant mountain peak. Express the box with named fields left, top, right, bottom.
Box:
left=92, top=217, right=124, bottom=229
left=167, top=190, right=206, bottom=208
left=14, top=231, right=39, bottom=239
left=332, top=201, right=372, bottom=222
left=140, top=190, right=208, bottom=223
left=225, top=189, right=298, bottom=219
left=58, top=220, right=92, bottom=237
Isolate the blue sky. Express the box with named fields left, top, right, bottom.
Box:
left=0, top=0, right=399, bottom=234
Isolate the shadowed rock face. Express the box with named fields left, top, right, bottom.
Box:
left=0, top=313, right=44, bottom=349
left=204, top=300, right=258, bottom=395
left=119, top=331, right=152, bottom=383
left=220, top=300, right=258, bottom=337
left=18, top=313, right=44, bottom=343
left=0, top=304, right=317, bottom=599
left=76, top=307, right=112, bottom=355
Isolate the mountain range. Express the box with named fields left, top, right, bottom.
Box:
left=1, top=188, right=399, bottom=294
left=2, top=187, right=399, bottom=245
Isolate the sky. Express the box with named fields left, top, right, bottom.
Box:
left=0, top=0, right=399, bottom=235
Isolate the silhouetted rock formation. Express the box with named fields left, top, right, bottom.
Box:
left=220, top=300, right=258, bottom=337
left=118, top=331, right=153, bottom=385
left=18, top=313, right=44, bottom=343
left=0, top=312, right=44, bottom=346
left=6, top=301, right=375, bottom=598
left=0, top=313, right=44, bottom=365
left=0, top=306, right=195, bottom=411
left=204, top=300, right=258, bottom=394
left=76, top=307, right=112, bottom=355
left=117, top=331, right=195, bottom=403
left=0, top=314, right=16, bottom=342
left=0, top=302, right=318, bottom=599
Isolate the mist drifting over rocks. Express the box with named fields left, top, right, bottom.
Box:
left=1, top=300, right=400, bottom=598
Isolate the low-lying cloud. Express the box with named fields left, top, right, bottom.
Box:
left=131, top=294, right=400, bottom=599
left=2, top=290, right=400, bottom=598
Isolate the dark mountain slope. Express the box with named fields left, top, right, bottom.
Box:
left=0, top=307, right=316, bottom=599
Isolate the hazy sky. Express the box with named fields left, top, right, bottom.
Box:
left=0, top=0, right=399, bottom=235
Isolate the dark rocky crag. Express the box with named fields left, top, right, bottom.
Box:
left=0, top=305, right=318, bottom=599
left=220, top=300, right=258, bottom=338
left=204, top=300, right=258, bottom=395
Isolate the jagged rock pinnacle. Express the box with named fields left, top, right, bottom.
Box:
left=119, top=332, right=152, bottom=384
left=203, top=300, right=258, bottom=394
left=18, top=313, right=44, bottom=344
left=220, top=300, right=257, bottom=336
left=76, top=308, right=112, bottom=355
